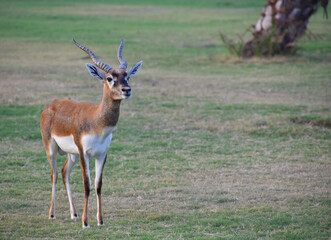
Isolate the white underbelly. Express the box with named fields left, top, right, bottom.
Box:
left=52, top=127, right=114, bottom=159
left=53, top=135, right=79, bottom=155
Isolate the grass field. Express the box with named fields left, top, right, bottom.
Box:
left=0, top=0, right=330, bottom=239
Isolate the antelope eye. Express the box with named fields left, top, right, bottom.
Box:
left=106, top=77, right=112, bottom=82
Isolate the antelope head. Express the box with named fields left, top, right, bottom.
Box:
left=73, top=38, right=143, bottom=100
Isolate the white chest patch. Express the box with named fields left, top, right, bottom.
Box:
left=53, top=135, right=79, bottom=155
left=81, top=127, right=114, bottom=159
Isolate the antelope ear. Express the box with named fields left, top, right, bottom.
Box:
left=85, top=63, right=104, bottom=80
left=127, top=61, right=143, bottom=78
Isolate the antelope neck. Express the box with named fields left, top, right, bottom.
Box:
left=98, top=85, right=121, bottom=127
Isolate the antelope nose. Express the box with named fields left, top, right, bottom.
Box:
left=122, top=87, right=131, bottom=95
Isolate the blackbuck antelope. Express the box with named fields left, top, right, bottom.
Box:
left=40, top=39, right=142, bottom=229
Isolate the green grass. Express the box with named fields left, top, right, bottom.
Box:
left=0, top=105, right=42, bottom=140
left=0, top=0, right=330, bottom=239
left=1, top=0, right=267, bottom=9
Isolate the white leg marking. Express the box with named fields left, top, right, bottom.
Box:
left=49, top=139, right=58, bottom=219
left=85, top=155, right=91, bottom=190
left=95, top=155, right=106, bottom=226
left=65, top=154, right=79, bottom=220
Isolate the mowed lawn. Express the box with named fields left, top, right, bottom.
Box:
left=0, top=0, right=330, bottom=239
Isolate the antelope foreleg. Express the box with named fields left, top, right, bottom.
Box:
left=78, top=149, right=91, bottom=229
left=95, top=154, right=107, bottom=226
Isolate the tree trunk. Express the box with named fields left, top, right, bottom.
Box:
left=242, top=0, right=329, bottom=58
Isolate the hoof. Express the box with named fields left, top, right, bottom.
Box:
left=49, top=215, right=56, bottom=219
left=98, top=221, right=105, bottom=226
left=82, top=224, right=90, bottom=229
left=71, top=214, right=79, bottom=221
left=83, top=224, right=90, bottom=229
